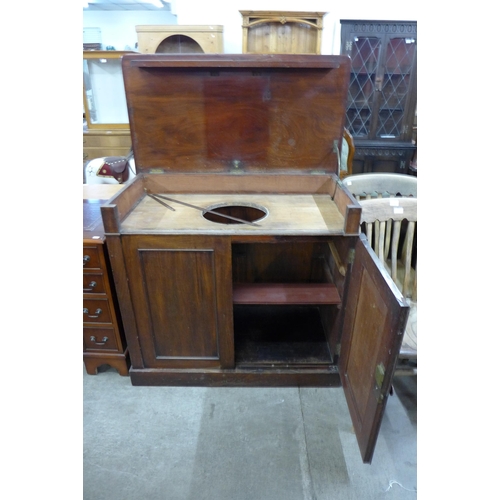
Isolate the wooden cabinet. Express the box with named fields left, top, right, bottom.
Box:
left=136, top=25, right=223, bottom=54
left=99, top=54, right=410, bottom=463
left=240, top=11, right=326, bottom=54
left=83, top=128, right=131, bottom=161
left=83, top=185, right=129, bottom=375
left=340, top=20, right=417, bottom=174
left=83, top=50, right=133, bottom=159
left=121, top=235, right=234, bottom=369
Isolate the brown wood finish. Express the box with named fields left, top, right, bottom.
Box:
left=104, top=234, right=144, bottom=370
left=143, top=173, right=335, bottom=195
left=83, top=235, right=129, bottom=375
left=119, top=193, right=346, bottom=235
left=99, top=55, right=410, bottom=463
left=231, top=241, right=333, bottom=284
left=129, top=368, right=341, bottom=387
left=83, top=129, right=131, bottom=161
left=84, top=326, right=119, bottom=352
left=136, top=25, right=223, bottom=54
left=233, top=283, right=341, bottom=305
left=332, top=181, right=362, bottom=235
left=83, top=187, right=129, bottom=375
left=240, top=11, right=326, bottom=55
left=121, top=235, right=234, bottom=369
left=121, top=54, right=350, bottom=175
left=340, top=20, right=417, bottom=174
left=339, top=235, right=408, bottom=463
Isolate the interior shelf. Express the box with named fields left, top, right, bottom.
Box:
left=233, top=305, right=333, bottom=366
left=233, top=283, right=341, bottom=305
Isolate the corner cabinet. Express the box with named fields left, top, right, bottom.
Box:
left=340, top=20, right=417, bottom=174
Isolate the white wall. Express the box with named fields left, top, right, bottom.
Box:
left=176, top=0, right=417, bottom=54
left=83, top=1, right=418, bottom=54
left=83, top=11, right=177, bottom=50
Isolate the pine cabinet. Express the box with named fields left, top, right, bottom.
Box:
left=340, top=20, right=417, bottom=174
left=240, top=11, right=326, bottom=54
left=83, top=51, right=133, bottom=159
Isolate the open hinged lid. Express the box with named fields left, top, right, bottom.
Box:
left=121, top=53, right=351, bottom=175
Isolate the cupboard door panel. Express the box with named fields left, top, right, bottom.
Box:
left=339, top=234, right=408, bottom=463
left=141, top=248, right=219, bottom=359
left=122, top=236, right=233, bottom=369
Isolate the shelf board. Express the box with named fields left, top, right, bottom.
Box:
left=233, top=283, right=341, bottom=305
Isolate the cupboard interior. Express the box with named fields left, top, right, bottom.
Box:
left=230, top=239, right=349, bottom=368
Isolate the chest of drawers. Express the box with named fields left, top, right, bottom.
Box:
left=83, top=128, right=132, bottom=161
left=83, top=185, right=129, bottom=375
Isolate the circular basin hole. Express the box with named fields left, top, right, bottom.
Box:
left=202, top=203, right=267, bottom=225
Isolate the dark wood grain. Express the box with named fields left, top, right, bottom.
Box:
left=339, top=234, right=408, bottom=463
left=129, top=368, right=341, bottom=387
left=143, top=173, right=335, bottom=194
left=83, top=199, right=130, bottom=375
left=231, top=241, right=330, bottom=283
left=122, top=54, right=351, bottom=174
left=233, top=283, right=340, bottom=305
left=98, top=54, right=409, bottom=463
left=121, top=235, right=234, bottom=369
left=333, top=179, right=361, bottom=235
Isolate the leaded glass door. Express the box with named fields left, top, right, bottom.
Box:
left=376, top=35, right=416, bottom=141
left=342, top=22, right=417, bottom=144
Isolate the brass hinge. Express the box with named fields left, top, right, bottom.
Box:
left=375, top=362, right=386, bottom=402
left=375, top=362, right=385, bottom=390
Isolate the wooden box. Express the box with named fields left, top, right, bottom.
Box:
left=100, top=54, right=409, bottom=463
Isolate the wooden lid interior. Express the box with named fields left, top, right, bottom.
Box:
left=122, top=54, right=351, bottom=174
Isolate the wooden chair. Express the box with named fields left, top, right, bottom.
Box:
left=359, top=197, right=417, bottom=375
left=342, top=172, right=417, bottom=200
left=339, top=128, right=355, bottom=180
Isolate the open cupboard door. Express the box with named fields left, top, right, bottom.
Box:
left=339, top=234, right=409, bottom=463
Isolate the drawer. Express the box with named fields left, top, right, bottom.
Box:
left=83, top=147, right=131, bottom=161
left=83, top=326, right=119, bottom=352
left=83, top=134, right=131, bottom=148
left=83, top=246, right=102, bottom=270
left=83, top=298, right=113, bottom=324
left=83, top=273, right=106, bottom=294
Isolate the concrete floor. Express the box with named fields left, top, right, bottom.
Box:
left=83, top=366, right=417, bottom=500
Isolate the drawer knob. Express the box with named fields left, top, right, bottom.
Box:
left=83, top=281, right=97, bottom=292
left=83, top=307, right=102, bottom=319
left=90, top=336, right=108, bottom=346
left=83, top=255, right=91, bottom=266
